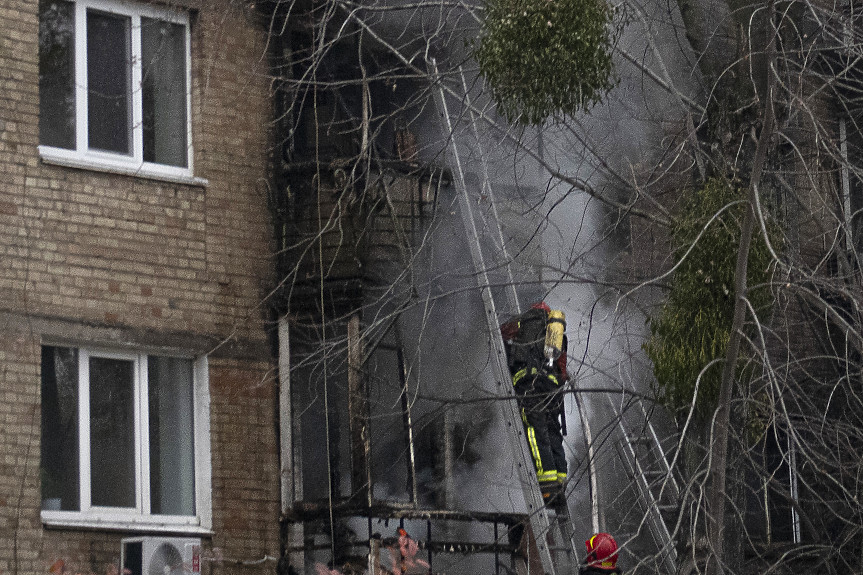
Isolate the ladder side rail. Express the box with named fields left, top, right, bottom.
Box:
left=617, top=314, right=682, bottom=502
left=620, top=389, right=682, bottom=506
left=644, top=415, right=682, bottom=502
left=614, top=437, right=678, bottom=575
left=631, top=392, right=682, bottom=502
left=458, top=65, right=521, bottom=315
left=457, top=65, right=585, bottom=573
left=430, top=59, right=560, bottom=575
left=609, top=395, right=678, bottom=574
left=576, top=393, right=602, bottom=534
left=458, top=68, right=583, bottom=573
left=620, top=373, right=682, bottom=527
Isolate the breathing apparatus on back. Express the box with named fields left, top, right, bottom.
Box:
left=502, top=303, right=567, bottom=375
left=544, top=309, right=566, bottom=368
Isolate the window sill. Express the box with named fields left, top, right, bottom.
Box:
left=39, top=146, right=208, bottom=187
left=42, top=511, right=213, bottom=535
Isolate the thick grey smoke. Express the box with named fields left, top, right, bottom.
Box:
left=306, top=0, right=703, bottom=569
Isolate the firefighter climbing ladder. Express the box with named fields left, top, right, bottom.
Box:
left=431, top=60, right=579, bottom=575
left=431, top=61, right=683, bottom=574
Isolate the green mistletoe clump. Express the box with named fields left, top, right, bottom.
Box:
left=474, top=0, right=617, bottom=125
left=644, top=179, right=778, bottom=418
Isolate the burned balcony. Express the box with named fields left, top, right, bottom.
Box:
left=272, top=157, right=448, bottom=314
left=265, top=11, right=537, bottom=575
left=267, top=16, right=451, bottom=314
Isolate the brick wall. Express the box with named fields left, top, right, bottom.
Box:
left=209, top=357, right=280, bottom=574
left=0, top=1, right=280, bottom=574
left=0, top=331, right=41, bottom=575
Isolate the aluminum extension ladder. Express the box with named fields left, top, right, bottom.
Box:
left=431, top=60, right=580, bottom=575
left=607, top=392, right=679, bottom=573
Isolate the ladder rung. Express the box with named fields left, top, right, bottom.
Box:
left=628, top=435, right=652, bottom=444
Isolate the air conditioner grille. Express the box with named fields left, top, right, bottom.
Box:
left=121, top=537, right=201, bottom=575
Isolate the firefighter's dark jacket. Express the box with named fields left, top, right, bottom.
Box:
left=500, top=308, right=568, bottom=437
left=499, top=309, right=569, bottom=382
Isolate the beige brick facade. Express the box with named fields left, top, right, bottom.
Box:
left=0, top=2, right=280, bottom=575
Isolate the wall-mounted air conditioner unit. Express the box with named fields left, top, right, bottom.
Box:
left=121, top=537, right=201, bottom=575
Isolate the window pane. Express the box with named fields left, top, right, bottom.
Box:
left=87, top=10, right=131, bottom=154
left=40, top=346, right=80, bottom=511
left=39, top=0, right=75, bottom=149
left=142, top=18, right=188, bottom=167
left=89, top=356, right=136, bottom=508
left=148, top=356, right=195, bottom=515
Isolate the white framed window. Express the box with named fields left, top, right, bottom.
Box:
left=38, top=0, right=199, bottom=184
left=40, top=345, right=212, bottom=533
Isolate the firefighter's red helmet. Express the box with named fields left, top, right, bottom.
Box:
left=584, top=533, right=618, bottom=570
left=531, top=301, right=551, bottom=312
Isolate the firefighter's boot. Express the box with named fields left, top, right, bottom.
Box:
left=539, top=479, right=562, bottom=506
left=549, top=486, right=567, bottom=514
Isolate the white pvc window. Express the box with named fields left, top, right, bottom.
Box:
left=38, top=0, right=195, bottom=182
left=40, top=346, right=212, bottom=532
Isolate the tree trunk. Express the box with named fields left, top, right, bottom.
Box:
left=706, top=7, right=776, bottom=569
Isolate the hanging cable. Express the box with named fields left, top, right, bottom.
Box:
left=311, top=29, right=337, bottom=563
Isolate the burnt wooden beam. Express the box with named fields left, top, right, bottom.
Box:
left=434, top=412, right=454, bottom=509
left=394, top=321, right=419, bottom=504
left=348, top=313, right=372, bottom=505
left=282, top=500, right=528, bottom=528
left=283, top=539, right=519, bottom=555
